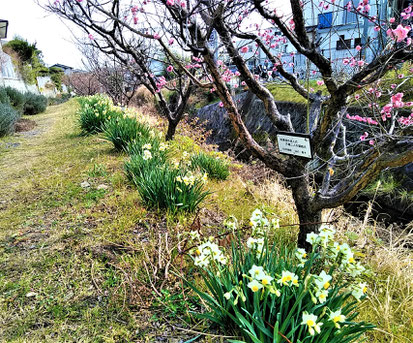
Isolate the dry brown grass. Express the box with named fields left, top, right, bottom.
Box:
left=325, top=208, right=413, bottom=342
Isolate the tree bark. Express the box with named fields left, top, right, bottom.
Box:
left=166, top=120, right=178, bottom=141
left=295, top=203, right=322, bottom=251
left=287, top=175, right=322, bottom=250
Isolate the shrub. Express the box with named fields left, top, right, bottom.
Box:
left=103, top=115, right=153, bottom=152
left=0, top=103, right=19, bottom=137
left=23, top=92, right=47, bottom=115
left=190, top=152, right=230, bottom=180
left=48, top=93, right=72, bottom=106
left=185, top=210, right=374, bottom=343
left=0, top=88, right=10, bottom=105
left=5, top=87, right=25, bottom=113
left=125, top=153, right=209, bottom=213
left=77, top=94, right=121, bottom=135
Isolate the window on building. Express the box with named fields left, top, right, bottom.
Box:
left=354, top=38, right=362, bottom=48
left=318, top=12, right=333, bottom=29
left=336, top=35, right=352, bottom=50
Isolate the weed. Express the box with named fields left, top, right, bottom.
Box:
left=87, top=163, right=108, bottom=177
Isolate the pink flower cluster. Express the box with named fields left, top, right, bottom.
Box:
left=386, top=24, right=411, bottom=43
left=192, top=56, right=203, bottom=63
left=398, top=113, right=413, bottom=126
left=391, top=92, right=405, bottom=108
left=165, top=0, right=186, bottom=7
left=356, top=0, right=370, bottom=14
left=131, top=4, right=144, bottom=20
left=379, top=93, right=412, bottom=121
left=221, top=68, right=235, bottom=83
left=155, top=76, right=167, bottom=92
left=342, top=57, right=365, bottom=67
left=401, top=5, right=413, bottom=20
left=319, top=1, right=330, bottom=10
left=185, top=63, right=201, bottom=69
left=346, top=114, right=378, bottom=125
left=254, top=28, right=287, bottom=49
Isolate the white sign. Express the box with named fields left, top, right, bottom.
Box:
left=277, top=133, right=312, bottom=159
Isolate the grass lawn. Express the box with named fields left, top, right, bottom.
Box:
left=0, top=99, right=412, bottom=342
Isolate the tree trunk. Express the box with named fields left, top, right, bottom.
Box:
left=287, top=175, right=322, bottom=250
left=296, top=203, right=322, bottom=251
left=165, top=120, right=178, bottom=141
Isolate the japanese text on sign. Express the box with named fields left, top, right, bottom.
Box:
left=277, top=133, right=312, bottom=159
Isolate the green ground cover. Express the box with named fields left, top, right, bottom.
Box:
left=0, top=100, right=411, bottom=342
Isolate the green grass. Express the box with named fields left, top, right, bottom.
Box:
left=0, top=99, right=411, bottom=342
left=266, top=80, right=327, bottom=104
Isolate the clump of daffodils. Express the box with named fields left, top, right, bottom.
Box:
left=142, top=149, right=152, bottom=160
left=188, top=209, right=372, bottom=341
left=193, top=241, right=227, bottom=267
left=303, top=225, right=368, bottom=302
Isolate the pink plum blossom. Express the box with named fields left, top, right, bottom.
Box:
left=166, top=65, right=174, bottom=73
left=240, top=46, right=249, bottom=53
left=391, top=92, right=404, bottom=108
left=387, top=24, right=411, bottom=42
left=360, top=132, right=369, bottom=141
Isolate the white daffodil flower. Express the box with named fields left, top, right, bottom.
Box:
left=248, top=265, right=266, bottom=279
left=142, top=149, right=152, bottom=160
left=306, top=232, right=319, bottom=245
left=329, top=309, right=346, bottom=329
left=316, top=289, right=329, bottom=303
left=352, top=282, right=368, bottom=301
left=314, top=271, right=332, bottom=291
left=248, top=279, right=263, bottom=292
left=277, top=270, right=299, bottom=287
left=301, top=312, right=322, bottom=336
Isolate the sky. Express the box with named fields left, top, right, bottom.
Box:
left=0, top=0, right=292, bottom=70
left=1, top=0, right=84, bottom=69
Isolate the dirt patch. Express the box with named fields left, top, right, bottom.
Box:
left=15, top=118, right=37, bottom=132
